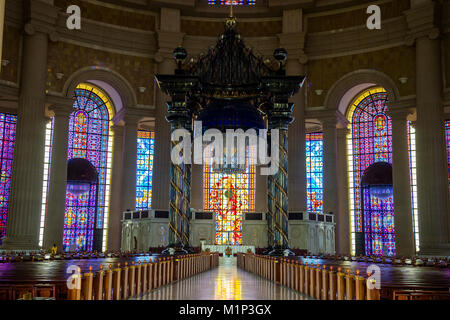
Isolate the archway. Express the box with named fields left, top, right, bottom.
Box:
left=360, top=162, right=395, bottom=257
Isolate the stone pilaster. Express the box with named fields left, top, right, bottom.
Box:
left=43, top=98, right=74, bottom=251
left=389, top=106, right=415, bottom=257
left=279, top=9, right=308, bottom=213
left=151, top=8, right=184, bottom=211
left=406, top=1, right=450, bottom=255
left=108, top=125, right=124, bottom=251
left=337, top=127, right=350, bottom=255
left=2, top=0, right=58, bottom=250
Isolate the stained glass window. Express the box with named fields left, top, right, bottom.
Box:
left=39, top=119, right=54, bottom=247
left=207, top=0, right=256, bottom=5
left=306, top=132, right=323, bottom=214
left=445, top=120, right=450, bottom=189
left=0, top=113, right=17, bottom=241
left=408, top=122, right=419, bottom=252
left=64, top=83, right=114, bottom=252
left=204, top=165, right=255, bottom=245
left=136, top=131, right=155, bottom=210
left=347, top=87, right=395, bottom=256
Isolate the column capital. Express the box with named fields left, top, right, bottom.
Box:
left=155, top=31, right=186, bottom=62
left=111, top=124, right=124, bottom=136
left=307, top=109, right=348, bottom=128
left=277, top=32, right=308, bottom=63
left=404, top=2, right=441, bottom=45
left=113, top=106, right=149, bottom=125
left=23, top=0, right=59, bottom=42
left=47, top=96, right=75, bottom=117
left=387, top=101, right=415, bottom=120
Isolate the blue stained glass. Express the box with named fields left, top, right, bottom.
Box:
left=306, top=132, right=323, bottom=214
left=136, top=131, right=155, bottom=210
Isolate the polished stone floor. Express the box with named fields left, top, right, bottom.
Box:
left=138, top=257, right=312, bottom=300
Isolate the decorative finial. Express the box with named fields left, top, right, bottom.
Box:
left=225, top=2, right=237, bottom=29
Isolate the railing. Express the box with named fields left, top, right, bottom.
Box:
left=237, top=253, right=380, bottom=300
left=66, top=253, right=219, bottom=300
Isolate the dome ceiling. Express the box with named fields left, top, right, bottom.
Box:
left=95, top=0, right=381, bottom=19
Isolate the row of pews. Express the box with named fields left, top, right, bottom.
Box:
left=319, top=254, right=450, bottom=268
left=237, top=253, right=381, bottom=300
left=0, top=252, right=219, bottom=300
left=0, top=251, right=167, bottom=263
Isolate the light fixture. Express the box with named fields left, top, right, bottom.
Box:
left=138, top=86, right=147, bottom=93
left=1, top=60, right=10, bottom=67
left=56, top=73, right=64, bottom=80
left=315, top=89, right=324, bottom=96
left=399, top=77, right=408, bottom=84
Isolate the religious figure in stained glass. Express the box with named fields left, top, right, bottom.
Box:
left=347, top=87, right=395, bottom=256
left=64, top=84, right=114, bottom=252
left=136, top=131, right=155, bottom=210
left=204, top=165, right=255, bottom=245
left=306, top=132, right=323, bottom=214
left=0, top=113, right=16, bottom=241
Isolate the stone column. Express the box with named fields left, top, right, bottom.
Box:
left=43, top=100, right=74, bottom=251
left=108, top=125, right=124, bottom=251
left=389, top=107, right=415, bottom=257
left=121, top=114, right=140, bottom=212
left=2, top=1, right=58, bottom=250
left=406, top=1, right=450, bottom=254
left=337, top=128, right=350, bottom=254
left=322, top=117, right=338, bottom=216
left=279, top=9, right=308, bottom=213
left=151, top=8, right=183, bottom=211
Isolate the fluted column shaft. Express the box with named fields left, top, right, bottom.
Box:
left=2, top=31, right=48, bottom=250
left=287, top=61, right=307, bottom=213
left=151, top=58, right=174, bottom=210
left=390, top=110, right=415, bottom=257
left=415, top=36, right=449, bottom=254
left=322, top=119, right=338, bottom=216
left=108, top=125, right=124, bottom=251
left=43, top=104, right=73, bottom=250
left=336, top=128, right=350, bottom=254
left=121, top=117, right=139, bottom=212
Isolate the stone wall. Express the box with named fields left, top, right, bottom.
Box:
left=0, top=25, right=21, bottom=84
left=46, top=41, right=156, bottom=105
left=307, top=46, right=416, bottom=108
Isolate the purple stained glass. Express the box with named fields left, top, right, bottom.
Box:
left=64, top=87, right=111, bottom=252
left=351, top=89, right=395, bottom=256
left=445, top=120, right=450, bottom=189
left=0, top=113, right=17, bottom=240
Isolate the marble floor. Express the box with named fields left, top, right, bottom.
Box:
left=138, top=257, right=312, bottom=300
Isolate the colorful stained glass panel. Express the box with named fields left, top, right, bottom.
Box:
left=306, top=132, right=323, bottom=214
left=64, top=84, right=113, bottom=252
left=136, top=131, right=155, bottom=210
left=204, top=165, right=255, bottom=245
left=0, top=113, right=16, bottom=241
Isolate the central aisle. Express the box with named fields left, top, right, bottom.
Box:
left=139, top=257, right=312, bottom=300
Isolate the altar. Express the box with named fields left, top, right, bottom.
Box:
left=200, top=241, right=255, bottom=256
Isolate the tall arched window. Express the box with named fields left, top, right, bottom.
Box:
left=0, top=113, right=17, bottom=242
left=136, top=130, right=155, bottom=210
left=347, top=87, right=395, bottom=256
left=204, top=165, right=255, bottom=245
left=64, top=83, right=114, bottom=252
left=445, top=120, right=450, bottom=189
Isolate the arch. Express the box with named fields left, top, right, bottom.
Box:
left=62, top=67, right=138, bottom=113
left=324, top=69, right=400, bottom=115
